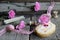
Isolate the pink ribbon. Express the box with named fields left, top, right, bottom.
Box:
left=47, top=1, right=55, bottom=17
left=14, top=29, right=33, bottom=34
left=0, top=28, right=6, bottom=36
left=0, top=23, right=34, bottom=36
left=0, top=25, right=14, bottom=36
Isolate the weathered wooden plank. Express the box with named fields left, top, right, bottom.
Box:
left=0, top=2, right=60, bottom=12
left=0, top=0, right=60, bottom=2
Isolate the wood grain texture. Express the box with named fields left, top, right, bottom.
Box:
left=0, top=2, right=60, bottom=12
left=0, top=4, right=60, bottom=40
left=0, top=13, right=60, bottom=40
left=0, top=0, right=60, bottom=2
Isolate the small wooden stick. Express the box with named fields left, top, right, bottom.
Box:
left=4, top=16, right=25, bottom=24
left=0, top=28, right=6, bottom=36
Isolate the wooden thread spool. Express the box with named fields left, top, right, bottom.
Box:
left=35, top=21, right=56, bottom=38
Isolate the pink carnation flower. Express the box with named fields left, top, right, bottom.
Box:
left=15, top=21, right=34, bottom=34
left=38, top=14, right=50, bottom=25
left=8, top=10, right=15, bottom=19
left=34, top=2, right=41, bottom=12
left=16, top=20, right=25, bottom=29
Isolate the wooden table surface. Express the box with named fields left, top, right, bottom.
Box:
left=0, top=2, right=60, bottom=40
left=0, top=12, right=60, bottom=40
